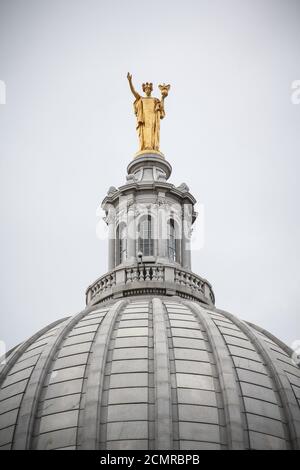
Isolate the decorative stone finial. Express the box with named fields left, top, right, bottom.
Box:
left=177, top=182, right=190, bottom=192
left=107, top=186, right=118, bottom=196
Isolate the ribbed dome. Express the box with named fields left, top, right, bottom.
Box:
left=1, top=296, right=300, bottom=450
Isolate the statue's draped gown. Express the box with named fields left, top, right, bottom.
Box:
left=134, top=96, right=165, bottom=151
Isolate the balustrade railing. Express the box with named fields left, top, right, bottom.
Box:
left=125, top=265, right=164, bottom=283
left=86, top=263, right=214, bottom=306
left=175, top=269, right=205, bottom=295
left=89, top=272, right=116, bottom=298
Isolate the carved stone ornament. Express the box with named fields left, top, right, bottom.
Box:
left=107, top=186, right=118, bottom=196
left=177, top=182, right=190, bottom=192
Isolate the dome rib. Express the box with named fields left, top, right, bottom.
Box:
left=0, top=318, right=70, bottom=449
left=12, top=307, right=94, bottom=450
left=246, top=321, right=293, bottom=357
left=152, top=298, right=173, bottom=449
left=163, top=299, right=223, bottom=449
left=98, top=299, right=154, bottom=449
left=218, top=308, right=300, bottom=450
left=80, top=300, right=125, bottom=449
left=0, top=318, right=67, bottom=385
left=186, top=302, right=245, bottom=449
left=160, top=300, right=180, bottom=448
left=34, top=305, right=111, bottom=450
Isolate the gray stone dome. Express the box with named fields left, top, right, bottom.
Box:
left=1, top=296, right=300, bottom=450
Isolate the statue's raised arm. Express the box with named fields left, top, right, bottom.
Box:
left=127, top=73, right=140, bottom=100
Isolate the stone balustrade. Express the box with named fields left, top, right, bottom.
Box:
left=125, top=265, right=164, bottom=283
left=86, top=263, right=215, bottom=307
left=175, top=269, right=205, bottom=293
left=89, top=272, right=116, bottom=298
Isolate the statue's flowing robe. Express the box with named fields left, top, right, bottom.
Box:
left=134, top=96, right=165, bottom=151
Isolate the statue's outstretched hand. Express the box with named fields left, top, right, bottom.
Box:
left=127, top=72, right=132, bottom=81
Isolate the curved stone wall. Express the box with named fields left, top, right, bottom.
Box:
left=0, top=297, right=300, bottom=450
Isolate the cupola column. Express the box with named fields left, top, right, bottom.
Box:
left=157, top=204, right=168, bottom=261
left=181, top=205, right=192, bottom=270
left=107, top=213, right=116, bottom=270
left=127, top=205, right=136, bottom=263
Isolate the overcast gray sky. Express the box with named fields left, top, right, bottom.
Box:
left=0, top=0, right=299, bottom=351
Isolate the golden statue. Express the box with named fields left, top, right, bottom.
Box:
left=127, top=73, right=170, bottom=155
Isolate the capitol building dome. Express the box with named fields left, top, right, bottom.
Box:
left=1, top=296, right=300, bottom=450
left=1, top=77, right=300, bottom=451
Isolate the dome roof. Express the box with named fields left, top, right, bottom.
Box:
left=1, top=296, right=300, bottom=450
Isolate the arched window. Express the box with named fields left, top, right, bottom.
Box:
left=138, top=215, right=154, bottom=256
left=117, top=223, right=127, bottom=264
left=167, top=219, right=177, bottom=262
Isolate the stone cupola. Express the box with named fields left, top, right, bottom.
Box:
left=86, top=152, right=214, bottom=306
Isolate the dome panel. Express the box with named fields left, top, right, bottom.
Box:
left=0, top=296, right=300, bottom=450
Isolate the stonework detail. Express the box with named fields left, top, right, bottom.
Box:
left=85, top=264, right=214, bottom=306
left=1, top=298, right=300, bottom=450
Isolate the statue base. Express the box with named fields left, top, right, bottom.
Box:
left=134, top=149, right=165, bottom=159
left=127, top=152, right=172, bottom=181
